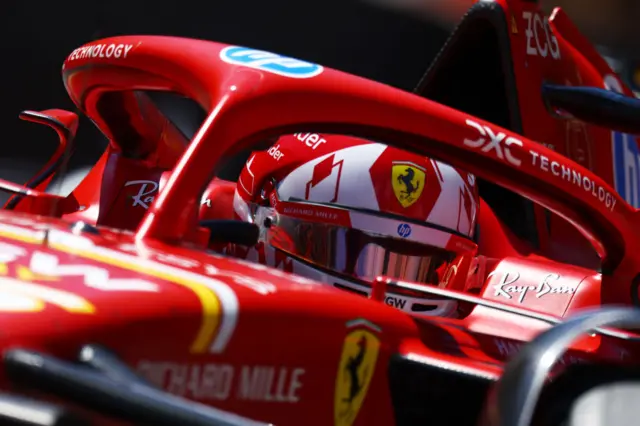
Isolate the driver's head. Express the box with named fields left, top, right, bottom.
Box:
left=228, top=133, right=479, bottom=317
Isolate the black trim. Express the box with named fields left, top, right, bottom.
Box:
left=388, top=353, right=495, bottom=426
left=630, top=274, right=640, bottom=307
left=412, top=1, right=540, bottom=250
left=4, top=346, right=268, bottom=426
left=5, top=111, right=74, bottom=210
left=414, top=1, right=522, bottom=133
left=542, top=83, right=640, bottom=134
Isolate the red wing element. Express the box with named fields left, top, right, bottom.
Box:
left=3, top=109, right=79, bottom=214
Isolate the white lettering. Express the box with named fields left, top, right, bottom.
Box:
left=293, top=133, right=327, bottom=149
left=523, top=12, right=561, bottom=60
left=68, top=44, right=134, bottom=62
left=530, top=150, right=539, bottom=166
left=464, top=119, right=523, bottom=166
left=267, top=144, right=285, bottom=161
left=605, top=74, right=640, bottom=208
left=524, top=12, right=538, bottom=56
left=0, top=278, right=94, bottom=314
left=529, top=149, right=618, bottom=212
left=533, top=13, right=548, bottom=58
left=540, top=155, right=549, bottom=172
left=491, top=270, right=576, bottom=303
left=124, top=180, right=211, bottom=210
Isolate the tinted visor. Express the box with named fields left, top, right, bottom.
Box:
left=267, top=215, right=457, bottom=285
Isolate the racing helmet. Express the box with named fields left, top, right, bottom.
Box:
left=230, top=133, right=479, bottom=317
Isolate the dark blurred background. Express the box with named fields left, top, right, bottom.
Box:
left=0, top=0, right=638, bottom=195
left=0, top=0, right=452, bottom=193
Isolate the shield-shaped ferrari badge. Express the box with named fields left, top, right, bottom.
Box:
left=391, top=161, right=426, bottom=208
left=334, top=328, right=381, bottom=426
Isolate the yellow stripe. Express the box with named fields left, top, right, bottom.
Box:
left=48, top=242, right=221, bottom=353
left=0, top=227, right=220, bottom=353
left=0, top=229, right=42, bottom=244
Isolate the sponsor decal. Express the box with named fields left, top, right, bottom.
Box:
left=334, top=319, right=381, bottom=426
left=391, top=161, right=425, bottom=208
left=67, top=43, right=134, bottom=62
left=126, top=180, right=158, bottom=209
left=0, top=218, right=238, bottom=354
left=464, top=119, right=524, bottom=166
left=305, top=154, right=344, bottom=203
left=219, top=46, right=323, bottom=79
left=529, top=151, right=617, bottom=211
left=267, top=144, right=285, bottom=161
left=279, top=203, right=342, bottom=222
left=124, top=180, right=211, bottom=209
left=137, top=361, right=304, bottom=403
left=490, top=270, right=577, bottom=303
left=384, top=295, right=406, bottom=310
left=606, top=74, right=640, bottom=208
left=294, top=133, right=327, bottom=149
left=0, top=277, right=94, bottom=314
left=464, top=120, right=616, bottom=211
left=0, top=240, right=158, bottom=314
left=396, top=223, right=412, bottom=238
left=523, top=11, right=560, bottom=60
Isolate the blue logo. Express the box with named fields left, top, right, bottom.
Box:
left=612, top=131, right=640, bottom=208
left=219, top=46, right=323, bottom=79
left=397, top=223, right=412, bottom=238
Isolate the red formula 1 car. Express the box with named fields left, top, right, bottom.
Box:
left=1, top=0, right=640, bottom=425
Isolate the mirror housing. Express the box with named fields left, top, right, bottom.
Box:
left=4, top=109, right=79, bottom=211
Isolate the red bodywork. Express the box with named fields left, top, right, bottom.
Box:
left=1, top=0, right=640, bottom=425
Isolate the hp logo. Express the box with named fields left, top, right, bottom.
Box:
left=397, top=223, right=412, bottom=238
left=606, top=74, right=640, bottom=208
left=219, top=46, right=323, bottom=79
left=612, top=131, right=640, bottom=208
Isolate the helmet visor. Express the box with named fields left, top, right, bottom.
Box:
left=267, top=214, right=457, bottom=285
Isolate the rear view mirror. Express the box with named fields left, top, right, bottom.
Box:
left=4, top=109, right=78, bottom=210
left=542, top=84, right=640, bottom=134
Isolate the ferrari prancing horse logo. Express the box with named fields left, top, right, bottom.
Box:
left=334, top=327, right=381, bottom=426
left=391, top=161, right=426, bottom=208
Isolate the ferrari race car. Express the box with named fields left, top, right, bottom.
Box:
left=1, top=0, right=640, bottom=425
